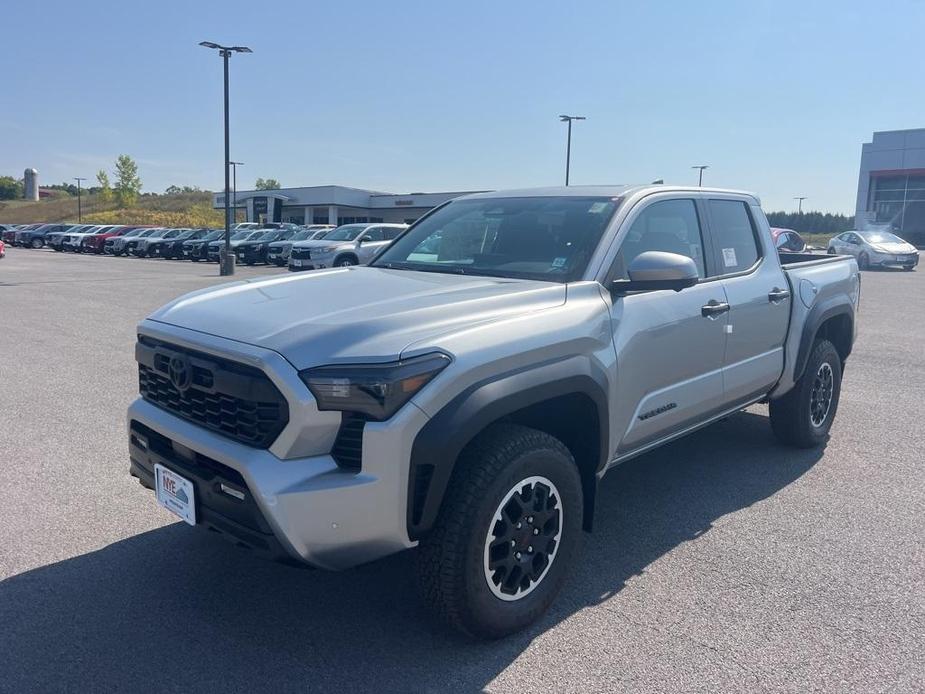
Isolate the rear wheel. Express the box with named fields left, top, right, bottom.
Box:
left=858, top=252, right=870, bottom=270
left=417, top=424, right=583, bottom=639
left=770, top=339, right=842, bottom=448
left=903, top=266, right=915, bottom=272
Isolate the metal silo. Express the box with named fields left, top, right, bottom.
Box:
left=24, top=168, right=39, bottom=201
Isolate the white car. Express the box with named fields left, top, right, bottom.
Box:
left=827, top=230, right=919, bottom=271
left=287, top=223, right=407, bottom=271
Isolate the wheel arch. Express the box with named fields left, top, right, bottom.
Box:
left=793, top=300, right=854, bottom=381
left=408, top=358, right=610, bottom=540
left=334, top=252, right=359, bottom=266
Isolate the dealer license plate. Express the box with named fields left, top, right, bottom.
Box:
left=154, top=464, right=196, bottom=526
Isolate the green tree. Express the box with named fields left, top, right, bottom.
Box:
left=0, top=176, right=23, bottom=200
left=255, top=177, right=281, bottom=190
left=96, top=169, right=113, bottom=203
left=114, top=154, right=142, bottom=207
left=165, top=185, right=183, bottom=195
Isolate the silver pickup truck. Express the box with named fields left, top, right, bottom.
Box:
left=128, top=185, right=859, bottom=638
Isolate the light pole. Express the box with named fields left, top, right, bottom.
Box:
left=200, top=41, right=252, bottom=276
left=74, top=177, right=86, bottom=222
left=229, top=161, right=243, bottom=224
left=559, top=115, right=586, bottom=186
left=692, top=165, right=708, bottom=186
left=794, top=196, right=807, bottom=214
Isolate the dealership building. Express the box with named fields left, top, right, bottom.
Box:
left=213, top=185, right=483, bottom=226
left=856, top=128, right=925, bottom=240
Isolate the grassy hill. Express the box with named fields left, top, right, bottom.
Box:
left=0, top=192, right=228, bottom=227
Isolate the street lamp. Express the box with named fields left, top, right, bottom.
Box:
left=692, top=165, right=709, bottom=186
left=794, top=196, right=807, bottom=214
left=559, top=115, right=586, bottom=186
left=200, top=41, right=252, bottom=276
left=229, top=161, right=244, bottom=225
left=74, top=177, right=86, bottom=222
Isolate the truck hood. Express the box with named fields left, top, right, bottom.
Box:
left=147, top=266, right=566, bottom=370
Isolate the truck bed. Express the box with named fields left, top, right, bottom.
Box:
left=771, top=252, right=859, bottom=398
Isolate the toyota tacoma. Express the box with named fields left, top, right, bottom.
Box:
left=128, top=185, right=859, bottom=638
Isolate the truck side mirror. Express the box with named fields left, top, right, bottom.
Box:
left=611, top=251, right=700, bottom=294
left=358, top=235, right=372, bottom=244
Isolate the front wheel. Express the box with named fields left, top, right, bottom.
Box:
left=858, top=252, right=870, bottom=270
left=334, top=255, right=357, bottom=267
left=417, top=424, right=583, bottom=639
left=31, top=238, right=44, bottom=249
left=769, top=339, right=842, bottom=448
left=827, top=247, right=836, bottom=255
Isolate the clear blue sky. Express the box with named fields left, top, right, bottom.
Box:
left=3, top=0, right=923, bottom=213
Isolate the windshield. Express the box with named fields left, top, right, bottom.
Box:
left=372, top=196, right=621, bottom=281
left=310, top=229, right=331, bottom=240
left=323, top=225, right=366, bottom=241
left=859, top=231, right=903, bottom=244
left=254, top=230, right=281, bottom=241
left=200, top=230, right=222, bottom=241
left=289, top=230, right=312, bottom=241
left=228, top=231, right=253, bottom=241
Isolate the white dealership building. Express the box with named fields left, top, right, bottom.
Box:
left=213, top=185, right=483, bottom=226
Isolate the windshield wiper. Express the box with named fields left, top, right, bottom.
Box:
left=378, top=262, right=468, bottom=275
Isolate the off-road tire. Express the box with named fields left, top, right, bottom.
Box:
left=770, top=338, right=842, bottom=448
left=417, top=423, right=583, bottom=639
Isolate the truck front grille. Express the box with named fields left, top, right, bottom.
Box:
left=136, top=336, right=289, bottom=448
left=290, top=247, right=312, bottom=260
left=330, top=417, right=365, bottom=471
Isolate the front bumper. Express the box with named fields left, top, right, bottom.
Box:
left=873, top=252, right=919, bottom=268
left=127, top=322, right=423, bottom=570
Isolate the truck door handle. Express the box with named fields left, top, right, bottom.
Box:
left=701, top=300, right=730, bottom=319
left=768, top=287, right=791, bottom=303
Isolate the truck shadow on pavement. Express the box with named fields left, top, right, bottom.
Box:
left=0, top=409, right=823, bottom=693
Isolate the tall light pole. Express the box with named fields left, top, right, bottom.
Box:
left=229, top=161, right=244, bottom=224
left=200, top=41, right=252, bottom=276
left=74, top=177, right=86, bottom=222
left=692, top=165, right=709, bottom=186
left=794, top=196, right=807, bottom=214
left=559, top=115, right=586, bottom=186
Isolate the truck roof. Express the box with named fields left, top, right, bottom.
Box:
left=461, top=184, right=760, bottom=204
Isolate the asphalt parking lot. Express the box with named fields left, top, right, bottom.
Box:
left=1, top=249, right=923, bottom=693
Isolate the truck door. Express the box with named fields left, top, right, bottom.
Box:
left=606, top=196, right=729, bottom=456
left=704, top=198, right=790, bottom=404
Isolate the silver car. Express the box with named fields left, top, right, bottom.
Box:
left=827, top=229, right=919, bottom=270
left=266, top=226, right=334, bottom=266
left=288, top=223, right=407, bottom=271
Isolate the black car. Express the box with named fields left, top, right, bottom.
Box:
left=155, top=228, right=212, bottom=259
left=205, top=230, right=262, bottom=262
left=235, top=229, right=298, bottom=265
left=13, top=224, right=74, bottom=248
left=181, top=229, right=223, bottom=261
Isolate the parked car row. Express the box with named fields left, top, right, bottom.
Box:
left=3, top=220, right=917, bottom=274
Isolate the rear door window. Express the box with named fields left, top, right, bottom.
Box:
left=707, top=200, right=761, bottom=274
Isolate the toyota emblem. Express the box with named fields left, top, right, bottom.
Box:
left=168, top=355, right=193, bottom=391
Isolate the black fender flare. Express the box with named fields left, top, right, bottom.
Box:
left=407, top=356, right=610, bottom=540
left=793, top=298, right=854, bottom=381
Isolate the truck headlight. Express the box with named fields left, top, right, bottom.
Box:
left=299, top=353, right=451, bottom=421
